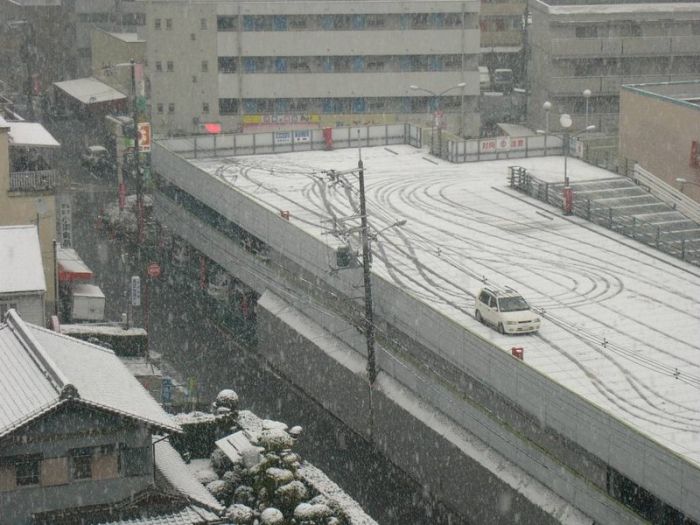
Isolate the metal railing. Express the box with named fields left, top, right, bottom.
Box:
left=629, top=164, right=700, bottom=225
left=508, top=166, right=700, bottom=266
left=9, top=169, right=61, bottom=192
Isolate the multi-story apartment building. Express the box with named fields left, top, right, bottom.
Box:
left=527, top=0, right=700, bottom=133
left=141, top=0, right=481, bottom=138
left=479, top=0, right=527, bottom=76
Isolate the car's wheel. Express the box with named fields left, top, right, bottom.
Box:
left=475, top=310, right=483, bottom=324
left=497, top=323, right=505, bottom=335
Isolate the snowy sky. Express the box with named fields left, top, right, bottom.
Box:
left=194, top=144, right=700, bottom=467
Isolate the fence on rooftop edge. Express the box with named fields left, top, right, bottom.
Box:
left=508, top=165, right=700, bottom=267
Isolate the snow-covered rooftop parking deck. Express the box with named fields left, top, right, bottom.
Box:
left=189, top=144, right=700, bottom=472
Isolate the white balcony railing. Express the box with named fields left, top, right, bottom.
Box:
left=9, top=169, right=61, bottom=192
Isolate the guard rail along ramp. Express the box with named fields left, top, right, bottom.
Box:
left=508, top=166, right=700, bottom=266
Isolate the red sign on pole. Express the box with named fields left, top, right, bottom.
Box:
left=147, top=262, right=161, bottom=278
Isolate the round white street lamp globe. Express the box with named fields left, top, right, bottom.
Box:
left=583, top=89, right=592, bottom=98
left=543, top=101, right=552, bottom=111
left=560, top=113, right=573, bottom=129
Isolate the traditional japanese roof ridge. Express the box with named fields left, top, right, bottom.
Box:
left=6, top=309, right=75, bottom=398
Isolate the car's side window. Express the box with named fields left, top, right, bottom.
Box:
left=488, top=295, right=496, bottom=309
left=479, top=291, right=489, bottom=304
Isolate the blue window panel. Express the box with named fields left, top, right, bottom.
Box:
left=352, top=56, right=364, bottom=72
left=399, top=56, right=412, bottom=72
left=273, top=15, right=287, bottom=30
left=429, top=55, right=441, bottom=71
left=322, top=98, right=334, bottom=113
left=400, top=14, right=410, bottom=30
left=275, top=99, right=289, bottom=112
left=430, top=13, right=444, bottom=28
left=352, top=98, right=366, bottom=113
left=402, top=97, right=412, bottom=113
left=244, top=58, right=256, bottom=73
left=352, top=15, right=366, bottom=29
left=322, top=57, right=333, bottom=72
left=244, top=99, right=257, bottom=113
left=275, top=57, right=288, bottom=72
left=243, top=16, right=255, bottom=31
left=321, top=15, right=334, bottom=30
left=429, top=97, right=439, bottom=111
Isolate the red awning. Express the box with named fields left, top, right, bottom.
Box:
left=57, top=246, right=93, bottom=282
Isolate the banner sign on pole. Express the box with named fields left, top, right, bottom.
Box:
left=131, top=275, right=141, bottom=306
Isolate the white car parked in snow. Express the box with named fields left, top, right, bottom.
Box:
left=475, top=288, right=541, bottom=334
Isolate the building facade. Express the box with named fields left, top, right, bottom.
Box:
left=619, top=80, right=700, bottom=202
left=141, top=0, right=481, bottom=138
left=0, top=116, right=59, bottom=318
left=479, top=0, right=527, bottom=79
left=527, top=0, right=700, bottom=134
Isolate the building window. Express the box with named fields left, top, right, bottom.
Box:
left=202, top=102, right=210, bottom=113
left=70, top=448, right=92, bottom=480
left=157, top=103, right=164, bottom=114
left=367, top=15, right=385, bottom=28
left=168, top=103, right=175, bottom=113
left=202, top=60, right=209, bottom=72
left=0, top=302, right=18, bottom=316
left=218, top=57, right=237, bottom=73
left=166, top=18, right=173, bottom=30
left=154, top=18, right=161, bottom=30
left=201, top=18, right=207, bottom=30
left=273, top=15, right=288, bottom=31
left=190, top=33, right=196, bottom=41
left=275, top=57, right=288, bottom=73
left=575, top=25, right=598, bottom=38
left=167, top=61, right=174, bottom=72
left=219, top=98, right=239, bottom=115
left=15, top=455, right=41, bottom=486
left=155, top=61, right=162, bottom=72
left=217, top=15, right=237, bottom=31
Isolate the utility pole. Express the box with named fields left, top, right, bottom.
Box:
left=358, top=155, right=377, bottom=386
left=130, top=59, right=143, bottom=244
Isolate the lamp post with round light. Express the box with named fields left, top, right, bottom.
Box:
left=409, top=82, right=466, bottom=156
left=543, top=100, right=552, bottom=155
left=583, top=89, right=592, bottom=129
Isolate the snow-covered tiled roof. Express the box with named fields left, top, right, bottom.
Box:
left=95, top=505, right=220, bottom=525
left=154, top=439, right=224, bottom=513
left=0, top=311, right=180, bottom=438
left=0, top=225, right=46, bottom=294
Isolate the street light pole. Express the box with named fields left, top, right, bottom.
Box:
left=410, top=82, right=466, bottom=157
left=543, top=100, right=551, bottom=156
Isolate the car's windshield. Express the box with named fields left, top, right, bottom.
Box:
left=498, top=296, right=529, bottom=312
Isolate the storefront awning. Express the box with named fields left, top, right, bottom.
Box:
left=53, top=77, right=127, bottom=105
left=57, top=246, right=93, bottom=282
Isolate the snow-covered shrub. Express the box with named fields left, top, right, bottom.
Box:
left=211, top=447, right=233, bottom=476
left=233, top=485, right=256, bottom=506
left=259, top=428, right=294, bottom=451
left=274, top=480, right=308, bottom=509
left=265, top=467, right=294, bottom=487
left=222, top=469, right=242, bottom=485
left=225, top=503, right=255, bottom=524
left=216, top=389, right=240, bottom=411
left=260, top=507, right=284, bottom=525
left=294, top=502, right=332, bottom=521
left=206, top=479, right=234, bottom=501
left=194, top=468, right=218, bottom=485
left=288, top=425, right=303, bottom=438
